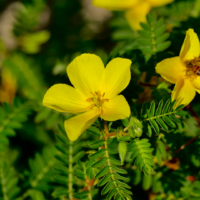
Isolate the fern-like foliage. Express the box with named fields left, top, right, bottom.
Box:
left=52, top=124, right=85, bottom=198
left=141, top=99, right=187, bottom=137
left=34, top=107, right=65, bottom=130
left=154, top=139, right=167, bottom=165
left=73, top=160, right=98, bottom=200
left=16, top=146, right=57, bottom=200
left=87, top=138, right=132, bottom=200
left=3, top=54, right=46, bottom=100
left=28, top=146, right=56, bottom=191
left=0, top=99, right=31, bottom=151
left=128, top=138, right=154, bottom=175
left=0, top=160, right=20, bottom=200
left=138, top=13, right=171, bottom=62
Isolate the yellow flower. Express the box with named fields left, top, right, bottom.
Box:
left=92, top=0, right=174, bottom=30
left=156, top=29, right=200, bottom=109
left=43, top=54, right=131, bottom=141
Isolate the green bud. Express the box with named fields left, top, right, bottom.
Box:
left=118, top=141, right=127, bottom=165
left=128, top=117, right=143, bottom=138
left=142, top=174, right=152, bottom=190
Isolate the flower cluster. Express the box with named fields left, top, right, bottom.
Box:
left=156, top=29, right=200, bottom=108
left=43, top=29, right=200, bottom=141
left=92, top=0, right=174, bottom=30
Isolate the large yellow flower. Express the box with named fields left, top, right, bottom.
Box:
left=156, top=29, right=200, bottom=108
left=92, top=0, right=174, bottom=30
left=43, top=54, right=131, bottom=141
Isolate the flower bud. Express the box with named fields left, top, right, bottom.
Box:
left=128, top=117, right=143, bottom=138
left=118, top=141, right=127, bottom=165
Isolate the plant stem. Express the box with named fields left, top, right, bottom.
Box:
left=139, top=82, right=157, bottom=87
left=103, top=121, right=124, bottom=199
left=187, top=105, right=200, bottom=126
left=173, top=104, right=200, bottom=154
left=103, top=120, right=109, bottom=135
left=69, top=140, right=73, bottom=200
left=173, top=133, right=200, bottom=154
left=104, top=139, right=124, bottom=198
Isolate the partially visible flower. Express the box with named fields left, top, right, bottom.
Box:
left=92, top=0, right=174, bottom=30
left=43, top=54, right=131, bottom=141
left=156, top=29, right=200, bottom=109
left=0, top=68, right=17, bottom=104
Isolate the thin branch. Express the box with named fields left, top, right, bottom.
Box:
left=186, top=105, right=200, bottom=126
left=173, top=104, right=200, bottom=154
left=69, top=140, right=74, bottom=200
left=173, top=133, right=200, bottom=154
left=139, top=82, right=157, bottom=87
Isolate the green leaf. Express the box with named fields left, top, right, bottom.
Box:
left=111, top=166, right=127, bottom=174
left=95, top=166, right=109, bottom=179
left=175, top=104, right=185, bottom=111
left=156, top=41, right=171, bottom=52
left=176, top=110, right=188, bottom=116
left=107, top=188, right=117, bottom=200
left=169, top=114, right=181, bottom=124
left=73, top=191, right=89, bottom=199
left=129, top=138, right=154, bottom=175
left=148, top=101, right=156, bottom=118
left=97, top=173, right=112, bottom=186
left=141, top=103, right=148, bottom=119
left=89, top=149, right=106, bottom=160
left=90, top=140, right=104, bottom=148
left=162, top=99, right=171, bottom=114
left=157, top=140, right=166, bottom=159
left=118, top=141, right=127, bottom=165
left=162, top=116, right=176, bottom=128
left=92, top=157, right=107, bottom=168
left=149, top=119, right=160, bottom=134
left=156, top=118, right=168, bottom=131
left=142, top=174, right=152, bottom=190
left=155, top=100, right=163, bottom=116
left=101, top=181, right=114, bottom=195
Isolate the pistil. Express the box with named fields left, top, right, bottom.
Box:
left=86, top=91, right=109, bottom=111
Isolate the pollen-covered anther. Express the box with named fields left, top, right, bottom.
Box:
left=86, top=91, right=109, bottom=110
left=185, top=57, right=200, bottom=78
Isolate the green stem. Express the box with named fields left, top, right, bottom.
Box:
left=0, top=161, right=8, bottom=200
left=103, top=121, right=124, bottom=199
left=69, top=140, right=73, bottom=200
left=143, top=111, right=178, bottom=122
left=83, top=164, right=93, bottom=200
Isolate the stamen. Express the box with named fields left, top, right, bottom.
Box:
left=86, top=91, right=109, bottom=110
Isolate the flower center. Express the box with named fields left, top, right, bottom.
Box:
left=86, top=91, right=109, bottom=110
left=186, top=57, right=200, bottom=78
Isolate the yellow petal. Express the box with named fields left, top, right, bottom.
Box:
left=101, top=95, right=130, bottom=121
left=147, top=0, right=174, bottom=7
left=192, top=76, right=200, bottom=90
left=102, top=57, right=132, bottom=99
left=64, top=108, right=99, bottom=141
left=125, top=2, right=151, bottom=30
left=43, top=84, right=89, bottom=113
left=179, top=29, right=200, bottom=62
left=92, top=0, right=139, bottom=10
left=67, top=54, right=104, bottom=97
left=172, top=77, right=196, bottom=109
left=156, top=57, right=185, bottom=84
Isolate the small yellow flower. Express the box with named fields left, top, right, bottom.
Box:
left=43, top=54, right=131, bottom=141
left=156, top=29, right=200, bottom=108
left=92, top=0, right=174, bottom=30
